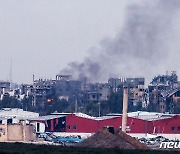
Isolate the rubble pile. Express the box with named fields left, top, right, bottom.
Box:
left=77, top=127, right=149, bottom=150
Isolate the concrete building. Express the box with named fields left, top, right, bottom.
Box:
left=108, top=78, right=124, bottom=92
left=0, top=81, right=10, bottom=100
left=108, top=77, right=145, bottom=110
left=20, top=84, right=34, bottom=97
left=56, top=75, right=72, bottom=81
left=0, top=81, right=10, bottom=94
left=0, top=108, right=38, bottom=142
left=83, top=92, right=101, bottom=104
left=148, top=72, right=180, bottom=113
left=0, top=121, right=36, bottom=142
left=55, top=75, right=82, bottom=101
left=32, top=79, right=56, bottom=107
left=82, top=83, right=110, bottom=104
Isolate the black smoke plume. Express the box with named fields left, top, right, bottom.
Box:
left=60, top=0, right=180, bottom=83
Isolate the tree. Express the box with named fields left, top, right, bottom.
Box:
left=0, top=95, right=22, bottom=109
left=173, top=100, right=180, bottom=114
left=107, top=90, right=123, bottom=113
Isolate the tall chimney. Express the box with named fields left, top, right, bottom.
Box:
left=122, top=86, right=128, bottom=133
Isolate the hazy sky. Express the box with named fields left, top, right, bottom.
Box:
left=0, top=0, right=131, bottom=83
left=0, top=0, right=180, bottom=84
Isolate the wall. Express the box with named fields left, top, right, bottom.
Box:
left=24, top=125, right=36, bottom=141
left=8, top=124, right=23, bottom=141
left=153, top=115, right=180, bottom=134
left=66, top=115, right=153, bottom=134
left=98, top=117, right=153, bottom=134
left=40, top=114, right=180, bottom=135
left=0, top=124, right=7, bottom=142
left=66, top=114, right=98, bottom=133
left=127, top=117, right=153, bottom=134
left=98, top=117, right=122, bottom=131
left=30, top=122, right=45, bottom=133
left=0, top=123, right=36, bottom=142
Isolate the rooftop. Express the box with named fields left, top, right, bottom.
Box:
left=127, top=111, right=174, bottom=120
left=106, top=111, right=176, bottom=121
left=29, top=115, right=66, bottom=121
left=0, top=108, right=39, bottom=119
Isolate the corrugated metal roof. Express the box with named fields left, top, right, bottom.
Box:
left=52, top=112, right=96, bottom=120
left=29, top=115, right=66, bottom=121
left=50, top=111, right=180, bottom=122
left=0, top=108, right=39, bottom=119
left=106, top=111, right=178, bottom=121
left=74, top=113, right=96, bottom=119
left=51, top=112, right=72, bottom=115
left=127, top=111, right=175, bottom=121
left=95, top=116, right=120, bottom=121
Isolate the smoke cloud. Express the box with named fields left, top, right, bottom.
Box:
left=60, top=0, right=180, bottom=84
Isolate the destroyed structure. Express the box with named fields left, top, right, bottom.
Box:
left=148, top=71, right=180, bottom=113
left=0, top=72, right=180, bottom=114
left=0, top=81, right=10, bottom=100
left=108, top=77, right=145, bottom=110
left=17, top=75, right=112, bottom=110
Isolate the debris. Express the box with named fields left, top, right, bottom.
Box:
left=77, top=127, right=149, bottom=149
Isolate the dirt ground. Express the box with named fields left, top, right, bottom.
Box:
left=77, top=127, right=149, bottom=150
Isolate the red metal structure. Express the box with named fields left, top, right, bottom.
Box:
left=65, top=114, right=98, bottom=133
left=32, top=113, right=180, bottom=135
left=153, top=115, right=180, bottom=134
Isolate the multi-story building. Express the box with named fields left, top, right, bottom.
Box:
left=148, top=72, right=180, bottom=113
left=55, top=75, right=82, bottom=101
left=82, top=83, right=110, bottom=104
left=32, top=79, right=56, bottom=107
left=0, top=81, right=10, bottom=100
left=108, top=77, right=145, bottom=110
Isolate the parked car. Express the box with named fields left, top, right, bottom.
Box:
left=52, top=136, right=84, bottom=143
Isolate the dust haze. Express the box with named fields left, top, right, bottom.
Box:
left=61, top=0, right=180, bottom=84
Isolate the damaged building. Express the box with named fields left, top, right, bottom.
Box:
left=0, top=81, right=10, bottom=100
left=108, top=77, right=145, bottom=110
left=31, top=79, right=56, bottom=107
left=55, top=75, right=82, bottom=101
left=148, top=71, right=180, bottom=113
left=82, top=83, right=110, bottom=104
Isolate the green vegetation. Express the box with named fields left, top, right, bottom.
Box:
left=0, top=89, right=141, bottom=116
left=173, top=100, right=180, bottom=114
left=0, top=90, right=124, bottom=116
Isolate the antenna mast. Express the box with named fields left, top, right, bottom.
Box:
left=10, top=58, right=12, bottom=89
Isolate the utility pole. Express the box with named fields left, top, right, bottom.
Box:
left=32, top=75, right=36, bottom=107
left=33, top=74, right=35, bottom=83
left=98, top=102, right=101, bottom=117
left=26, top=101, right=28, bottom=111
left=75, top=99, right=78, bottom=113
left=10, top=58, right=12, bottom=89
